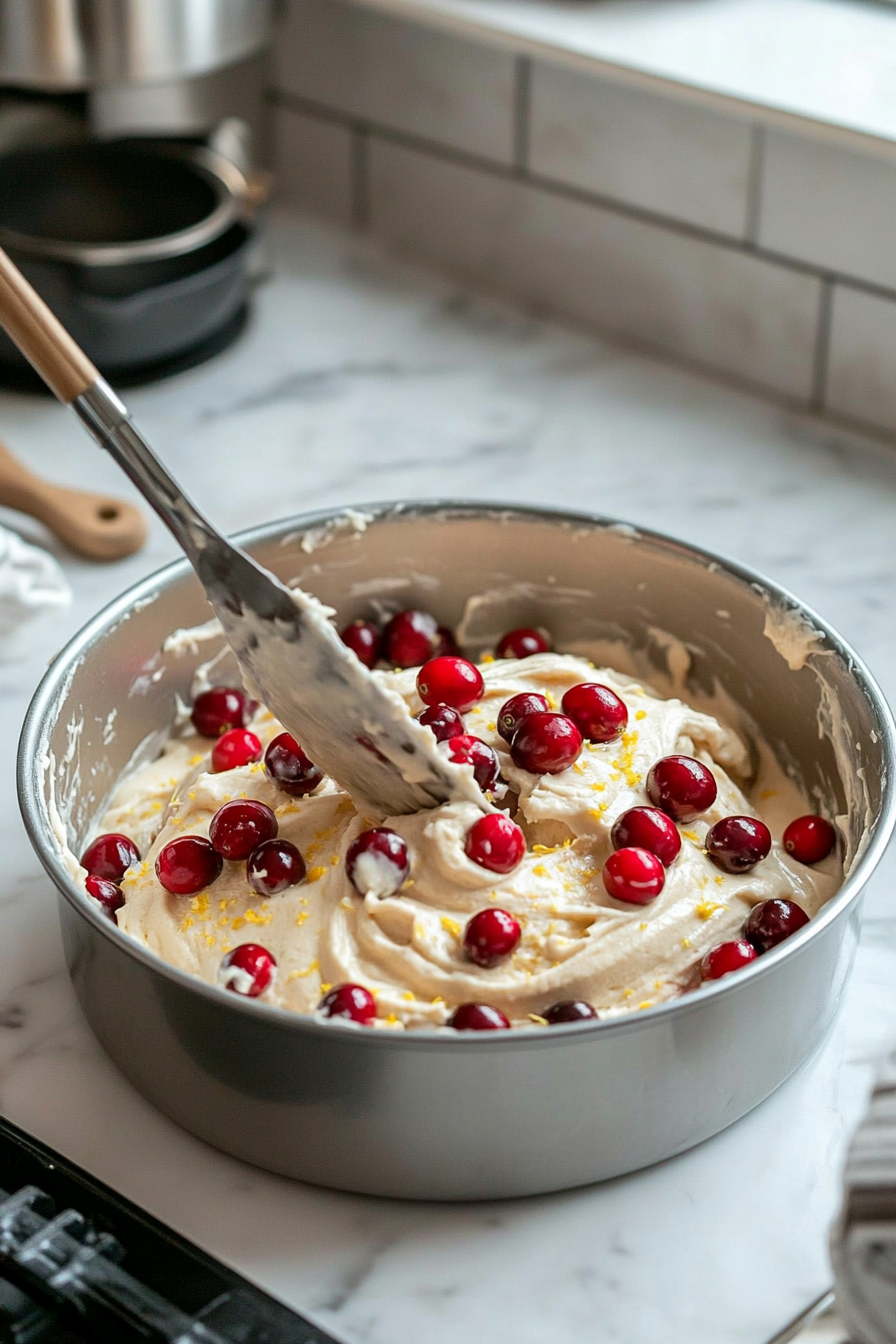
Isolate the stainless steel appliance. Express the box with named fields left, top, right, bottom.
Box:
left=0, top=1, right=274, bottom=90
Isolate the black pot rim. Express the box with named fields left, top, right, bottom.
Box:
left=0, top=141, right=248, bottom=267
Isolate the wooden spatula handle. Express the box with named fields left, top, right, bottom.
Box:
left=0, top=247, right=99, bottom=402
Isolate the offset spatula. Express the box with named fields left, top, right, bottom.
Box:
left=0, top=247, right=484, bottom=819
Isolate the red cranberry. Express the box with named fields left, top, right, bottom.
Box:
left=155, top=835, right=223, bottom=895
left=81, top=832, right=140, bottom=883
left=561, top=682, right=628, bottom=743
left=611, top=807, right=681, bottom=867
left=783, top=815, right=836, bottom=865
left=646, top=754, right=717, bottom=823
left=340, top=619, right=381, bottom=669
left=464, top=908, right=521, bottom=967
left=496, top=627, right=551, bottom=659
left=497, top=692, right=550, bottom=744
left=85, top=874, right=125, bottom=921
left=319, top=983, right=376, bottom=1024
left=264, top=732, right=323, bottom=796
left=744, top=898, right=810, bottom=952
left=247, top=839, right=306, bottom=895
left=434, top=626, right=460, bottom=658
left=544, top=1000, right=598, bottom=1024
left=211, top=728, right=262, bottom=773
left=602, top=846, right=665, bottom=904
left=464, top=814, right=525, bottom=873
left=417, top=703, right=465, bottom=742
left=447, top=735, right=500, bottom=792
left=209, top=800, right=278, bottom=860
left=219, top=943, right=276, bottom=997
left=448, top=1003, right=511, bottom=1030
left=700, top=939, right=758, bottom=981
left=191, top=686, right=257, bottom=738
left=510, top=712, right=582, bottom=774
left=384, top=609, right=440, bottom=668
left=706, top=815, right=771, bottom=874
left=417, top=656, right=484, bottom=711
left=347, top=827, right=410, bottom=897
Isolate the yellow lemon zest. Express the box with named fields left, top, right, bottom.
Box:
left=695, top=899, right=728, bottom=921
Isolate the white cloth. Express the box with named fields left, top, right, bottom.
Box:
left=831, top=1050, right=896, bottom=1343
left=0, top=524, right=70, bottom=649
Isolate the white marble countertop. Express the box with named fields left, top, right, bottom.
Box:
left=1, top=211, right=895, bottom=1344
left=348, top=0, right=896, bottom=148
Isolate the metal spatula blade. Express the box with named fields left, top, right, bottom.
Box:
left=0, top=245, right=485, bottom=818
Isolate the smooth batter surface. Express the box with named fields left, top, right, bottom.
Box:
left=94, top=652, right=840, bottom=1029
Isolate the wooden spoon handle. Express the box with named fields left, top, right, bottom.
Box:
left=0, top=248, right=98, bottom=403
left=0, top=441, right=148, bottom=561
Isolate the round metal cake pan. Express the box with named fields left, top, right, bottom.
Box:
left=17, top=503, right=896, bottom=1200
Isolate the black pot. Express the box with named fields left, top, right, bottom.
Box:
left=0, top=140, right=257, bottom=380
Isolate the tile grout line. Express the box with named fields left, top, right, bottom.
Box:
left=810, top=278, right=835, bottom=411
left=744, top=124, right=765, bottom=246
left=269, top=91, right=896, bottom=309
left=513, top=56, right=531, bottom=175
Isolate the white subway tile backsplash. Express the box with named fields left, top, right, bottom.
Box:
left=369, top=138, right=821, bottom=401
left=529, top=62, right=753, bottom=238
left=826, top=284, right=896, bottom=436
left=273, top=105, right=355, bottom=225
left=758, top=130, right=896, bottom=290
left=274, top=0, right=515, bottom=164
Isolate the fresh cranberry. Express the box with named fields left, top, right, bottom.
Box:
left=209, top=799, right=278, bottom=860
left=448, top=1003, right=511, bottom=1030
left=743, top=898, right=810, bottom=952
left=155, top=835, right=223, bottom=895
left=211, top=728, right=262, bottom=773
left=783, top=815, right=836, bottom=865
left=602, top=846, right=665, bottom=904
left=561, top=682, right=628, bottom=743
left=464, top=813, right=526, bottom=874
left=700, top=939, right=758, bottom=981
left=417, top=656, right=484, bottom=712
left=435, top=626, right=460, bottom=658
left=497, top=692, right=550, bottom=744
left=447, top=735, right=500, bottom=792
left=85, top=874, right=125, bottom=921
left=510, top=712, right=582, bottom=774
left=496, top=627, right=551, bottom=659
left=247, top=839, right=306, bottom=895
left=319, top=983, right=377, bottom=1024
left=544, top=1000, right=598, bottom=1024
left=340, top=619, right=381, bottom=669
left=706, top=815, right=772, bottom=874
left=464, top=908, right=521, bottom=967
left=611, top=807, right=681, bottom=867
left=219, top=943, right=276, bottom=997
left=646, top=754, right=717, bottom=823
left=264, top=732, right=323, bottom=796
left=81, top=832, right=140, bottom=883
left=384, top=609, right=440, bottom=668
left=417, top=703, right=465, bottom=742
left=191, top=686, right=257, bottom=738
left=347, top=827, right=410, bottom=897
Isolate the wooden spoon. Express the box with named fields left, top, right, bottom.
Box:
left=0, top=438, right=147, bottom=560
